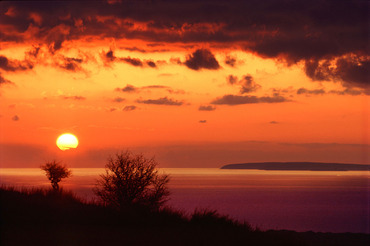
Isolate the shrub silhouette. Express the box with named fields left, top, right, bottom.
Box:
left=94, top=151, right=170, bottom=210
left=41, top=160, right=71, bottom=190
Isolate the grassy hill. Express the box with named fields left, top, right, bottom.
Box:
left=0, top=187, right=368, bottom=246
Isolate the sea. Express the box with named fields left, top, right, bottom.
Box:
left=0, top=168, right=369, bottom=234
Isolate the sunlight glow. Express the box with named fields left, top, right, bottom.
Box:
left=56, top=133, right=79, bottom=151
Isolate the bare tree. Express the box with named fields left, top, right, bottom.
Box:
left=41, top=160, right=71, bottom=190
left=94, top=151, right=170, bottom=210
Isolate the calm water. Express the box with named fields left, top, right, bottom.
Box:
left=0, top=168, right=369, bottom=233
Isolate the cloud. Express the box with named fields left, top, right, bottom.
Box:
left=142, top=85, right=168, bottom=89
left=113, top=97, right=125, bottom=102
left=335, top=56, right=369, bottom=89
left=122, top=105, right=137, bottom=111
left=0, top=73, right=13, bottom=86
left=329, top=88, right=368, bottom=96
left=61, top=95, right=86, bottom=100
left=102, top=50, right=157, bottom=68
left=116, top=84, right=184, bottom=94
left=105, top=49, right=116, bottom=62
left=12, top=115, right=19, bottom=121
left=239, top=75, right=261, bottom=94
left=226, top=75, right=238, bottom=85
left=199, top=105, right=216, bottom=111
left=1, top=1, right=367, bottom=88
left=0, top=55, right=33, bottom=72
left=227, top=74, right=261, bottom=94
left=120, top=57, right=143, bottom=67
left=199, top=120, right=207, bottom=123
left=225, top=55, right=236, bottom=67
left=211, top=94, right=288, bottom=105
left=137, top=97, right=183, bottom=106
left=269, top=121, right=278, bottom=124
left=146, top=60, right=157, bottom=68
left=184, top=49, right=220, bottom=70
left=59, top=57, right=83, bottom=71
left=296, top=88, right=325, bottom=95
left=116, top=84, right=138, bottom=93
left=304, top=56, right=370, bottom=89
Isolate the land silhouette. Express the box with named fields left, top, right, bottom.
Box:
left=1, top=186, right=369, bottom=246
left=1, top=153, right=369, bottom=245
left=221, top=162, right=370, bottom=171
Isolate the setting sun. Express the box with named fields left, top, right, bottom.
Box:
left=56, top=133, right=79, bottom=151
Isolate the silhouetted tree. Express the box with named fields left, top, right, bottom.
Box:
left=41, top=161, right=71, bottom=190
left=94, top=151, right=170, bottom=210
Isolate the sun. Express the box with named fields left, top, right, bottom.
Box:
left=56, top=133, right=79, bottom=151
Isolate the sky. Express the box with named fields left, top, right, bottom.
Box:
left=0, top=0, right=369, bottom=168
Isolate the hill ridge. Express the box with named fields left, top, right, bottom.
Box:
left=221, top=162, right=370, bottom=171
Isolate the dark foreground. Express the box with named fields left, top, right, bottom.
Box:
left=0, top=187, right=368, bottom=246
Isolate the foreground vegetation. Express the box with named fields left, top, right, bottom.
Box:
left=0, top=187, right=368, bottom=246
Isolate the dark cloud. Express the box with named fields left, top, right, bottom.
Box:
left=122, top=105, right=137, bottom=111
left=59, top=57, right=83, bottom=71
left=239, top=75, right=261, bottom=94
left=61, top=95, right=86, bottom=100
left=113, top=97, right=125, bottom=102
left=1, top=1, right=367, bottom=86
left=116, top=84, right=138, bottom=93
left=199, top=120, right=207, bottom=123
left=0, top=55, right=33, bottom=72
left=142, top=85, right=168, bottom=89
left=269, top=121, right=278, bottom=124
left=0, top=73, right=13, bottom=86
left=226, top=75, right=238, bottom=85
left=227, top=74, right=261, bottom=94
left=116, top=84, right=184, bottom=94
left=211, top=94, right=288, bottom=105
left=304, top=56, right=370, bottom=90
left=199, top=105, right=216, bottom=111
left=184, top=49, right=220, bottom=70
left=329, top=88, right=368, bottom=96
left=26, top=46, right=41, bottom=58
left=122, top=46, right=147, bottom=53
left=335, top=56, right=369, bottom=89
left=103, top=50, right=157, bottom=68
left=105, top=49, right=116, bottom=62
left=120, top=57, right=143, bottom=67
left=297, top=88, right=325, bottom=95
left=225, top=55, right=236, bottom=67
left=137, top=97, right=183, bottom=106
left=146, top=60, right=157, bottom=68
left=12, top=115, right=19, bottom=121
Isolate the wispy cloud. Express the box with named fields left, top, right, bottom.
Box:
left=122, top=105, right=137, bottom=111
left=137, top=97, right=183, bottom=106
left=297, top=88, right=325, bottom=95
left=199, top=105, right=216, bottom=111
left=61, top=95, right=86, bottom=100
left=211, top=94, right=288, bottom=105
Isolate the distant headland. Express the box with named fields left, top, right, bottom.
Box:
left=220, top=162, right=370, bottom=171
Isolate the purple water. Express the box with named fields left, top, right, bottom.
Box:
left=1, top=168, right=369, bottom=233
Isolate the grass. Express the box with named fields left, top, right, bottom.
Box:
left=0, top=186, right=369, bottom=246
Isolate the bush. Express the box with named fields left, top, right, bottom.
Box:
left=41, top=160, right=71, bottom=190
left=94, top=151, right=170, bottom=210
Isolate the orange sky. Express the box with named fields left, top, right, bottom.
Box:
left=0, top=1, right=368, bottom=167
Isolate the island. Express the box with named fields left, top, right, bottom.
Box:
left=221, top=162, right=370, bottom=171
